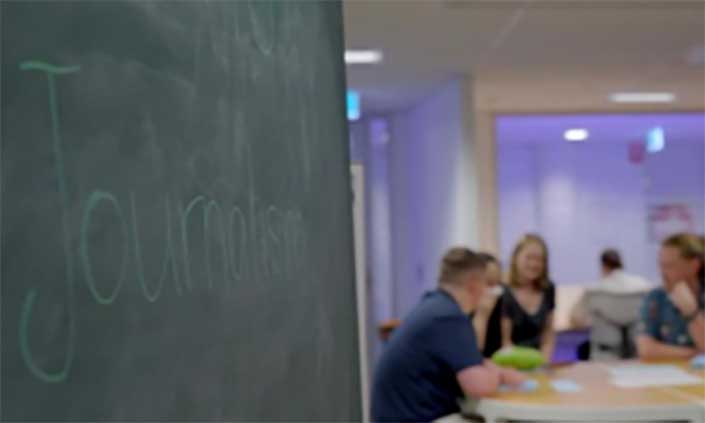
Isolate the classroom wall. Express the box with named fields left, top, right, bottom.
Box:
left=388, top=79, right=479, bottom=317
left=351, top=80, right=480, bottom=323
left=642, top=141, right=705, bottom=282
left=472, top=69, right=705, bottom=254
left=498, top=138, right=704, bottom=286
left=349, top=118, right=394, bottom=363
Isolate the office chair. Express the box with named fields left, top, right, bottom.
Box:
left=586, top=290, right=648, bottom=361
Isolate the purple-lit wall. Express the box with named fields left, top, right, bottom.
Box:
left=642, top=140, right=705, bottom=282
left=498, top=114, right=705, bottom=286
left=389, top=80, right=478, bottom=318
left=350, top=80, right=479, bottom=324
left=349, top=118, right=394, bottom=365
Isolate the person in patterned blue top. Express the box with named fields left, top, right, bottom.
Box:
left=637, top=233, right=704, bottom=360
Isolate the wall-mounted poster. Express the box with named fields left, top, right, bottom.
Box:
left=647, top=203, right=696, bottom=243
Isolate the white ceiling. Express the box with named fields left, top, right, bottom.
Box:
left=343, top=0, right=705, bottom=113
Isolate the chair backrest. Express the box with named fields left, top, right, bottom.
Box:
left=586, top=290, right=648, bottom=361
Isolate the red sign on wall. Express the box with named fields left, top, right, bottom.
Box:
left=628, top=141, right=645, bottom=164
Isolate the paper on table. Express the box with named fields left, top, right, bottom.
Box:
left=691, top=354, right=705, bottom=369
left=608, top=364, right=703, bottom=388
left=498, top=379, right=539, bottom=393
left=551, top=379, right=582, bottom=392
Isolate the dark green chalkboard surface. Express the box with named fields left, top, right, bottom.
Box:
left=1, top=1, right=360, bottom=420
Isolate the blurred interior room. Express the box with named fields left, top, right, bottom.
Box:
left=342, top=0, right=705, bottom=375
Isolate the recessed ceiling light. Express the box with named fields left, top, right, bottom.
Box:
left=564, top=128, right=589, bottom=142
left=609, top=92, right=675, bottom=103
left=345, top=50, right=383, bottom=65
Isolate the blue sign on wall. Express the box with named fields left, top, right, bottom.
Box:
left=347, top=90, right=360, bottom=121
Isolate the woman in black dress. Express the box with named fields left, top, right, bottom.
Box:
left=501, top=234, right=556, bottom=361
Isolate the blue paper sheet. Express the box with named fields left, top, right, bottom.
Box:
left=551, top=379, right=582, bottom=393
left=499, top=379, right=539, bottom=393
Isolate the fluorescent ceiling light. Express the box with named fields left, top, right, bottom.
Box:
left=345, top=50, right=383, bottom=65
left=609, top=92, right=675, bottom=103
left=564, top=128, right=589, bottom=142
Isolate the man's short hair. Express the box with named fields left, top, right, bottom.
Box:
left=477, top=252, right=499, bottom=266
left=439, top=247, right=486, bottom=286
left=600, top=249, right=623, bottom=270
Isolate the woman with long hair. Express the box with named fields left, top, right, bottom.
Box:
left=501, top=234, right=556, bottom=361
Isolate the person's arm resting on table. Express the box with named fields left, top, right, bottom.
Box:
left=432, top=316, right=522, bottom=399
left=457, top=360, right=527, bottom=397
left=456, top=363, right=501, bottom=398
left=637, top=335, right=698, bottom=360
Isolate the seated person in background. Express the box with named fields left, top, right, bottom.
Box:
left=570, top=248, right=651, bottom=328
left=472, top=253, right=505, bottom=357
left=371, top=247, right=525, bottom=423
left=501, top=234, right=556, bottom=361
left=637, top=233, right=704, bottom=360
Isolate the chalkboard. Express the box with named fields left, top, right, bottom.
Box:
left=1, top=1, right=360, bottom=420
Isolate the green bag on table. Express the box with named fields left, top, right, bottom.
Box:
left=491, top=346, right=545, bottom=370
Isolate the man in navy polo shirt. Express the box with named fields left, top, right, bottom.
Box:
left=372, top=247, right=525, bottom=422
